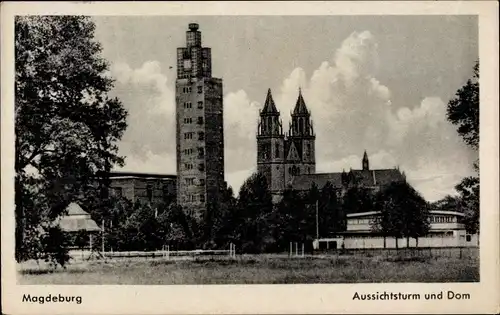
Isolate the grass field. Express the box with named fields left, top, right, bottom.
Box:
left=18, top=251, right=479, bottom=284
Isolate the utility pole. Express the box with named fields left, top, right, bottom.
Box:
left=102, top=219, right=105, bottom=256
left=316, top=200, right=319, bottom=240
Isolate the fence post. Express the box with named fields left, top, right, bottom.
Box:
left=302, top=243, right=305, bottom=258
left=289, top=242, right=292, bottom=257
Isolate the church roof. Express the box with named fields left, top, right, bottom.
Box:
left=290, top=173, right=343, bottom=190
left=261, top=88, right=279, bottom=114
left=290, top=169, right=405, bottom=191
left=293, top=89, right=309, bottom=115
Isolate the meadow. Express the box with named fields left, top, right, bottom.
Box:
left=18, top=249, right=479, bottom=285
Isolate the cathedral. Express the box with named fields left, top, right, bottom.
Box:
left=256, top=89, right=406, bottom=202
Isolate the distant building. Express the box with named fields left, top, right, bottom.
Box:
left=256, top=88, right=406, bottom=202
left=314, top=210, right=478, bottom=249
left=107, top=171, right=176, bottom=205
left=176, top=23, right=225, bottom=218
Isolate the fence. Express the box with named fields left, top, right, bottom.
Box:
left=71, top=243, right=237, bottom=261
left=314, top=246, right=478, bottom=260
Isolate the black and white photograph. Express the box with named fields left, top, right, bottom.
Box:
left=2, top=1, right=498, bottom=314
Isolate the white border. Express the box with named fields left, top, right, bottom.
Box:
left=2, top=2, right=498, bottom=314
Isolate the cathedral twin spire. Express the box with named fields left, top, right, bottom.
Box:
left=258, top=88, right=314, bottom=138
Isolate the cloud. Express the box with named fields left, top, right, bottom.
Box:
left=110, top=31, right=477, bottom=202
left=253, top=31, right=476, bottom=201
left=109, top=61, right=176, bottom=173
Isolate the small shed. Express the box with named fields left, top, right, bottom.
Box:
left=55, top=202, right=101, bottom=233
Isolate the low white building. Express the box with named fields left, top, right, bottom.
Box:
left=314, top=210, right=478, bottom=250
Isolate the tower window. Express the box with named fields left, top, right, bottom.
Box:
left=198, top=147, right=205, bottom=158
left=198, top=132, right=205, bottom=140
left=197, top=117, right=204, bottom=125
left=275, top=143, right=280, bottom=158
left=198, top=101, right=203, bottom=109
left=199, top=178, right=205, bottom=186
left=199, top=194, right=205, bottom=203
left=198, top=163, right=205, bottom=171
left=198, top=86, right=203, bottom=94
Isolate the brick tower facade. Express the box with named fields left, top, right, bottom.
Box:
left=176, top=23, right=224, bottom=219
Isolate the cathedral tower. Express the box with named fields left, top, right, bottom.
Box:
left=285, top=89, right=316, bottom=185
left=176, top=23, right=224, bottom=219
left=362, top=150, right=369, bottom=171
left=257, top=89, right=285, bottom=197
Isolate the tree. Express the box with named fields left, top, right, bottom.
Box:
left=342, top=186, right=374, bottom=214
left=15, top=16, right=128, bottom=262
left=234, top=172, right=274, bottom=253
left=447, top=61, right=479, bottom=150
left=320, top=182, right=345, bottom=237
left=374, top=181, right=429, bottom=249
left=446, top=61, right=480, bottom=235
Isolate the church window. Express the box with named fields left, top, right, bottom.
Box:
left=199, top=178, right=205, bottom=186
left=198, top=101, right=203, bottom=109
left=198, top=147, right=204, bottom=158
left=198, top=132, right=205, bottom=140
left=198, top=86, right=203, bottom=94
left=199, top=194, right=205, bottom=203
left=198, top=163, right=205, bottom=171
left=275, top=143, right=280, bottom=158
left=197, top=117, right=204, bottom=125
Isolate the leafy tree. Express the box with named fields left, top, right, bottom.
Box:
left=373, top=181, right=429, bottom=249
left=447, top=61, right=479, bottom=150
left=319, top=182, right=345, bottom=237
left=40, top=226, right=71, bottom=268
left=234, top=173, right=274, bottom=253
left=446, top=61, right=480, bottom=235
left=73, top=229, right=89, bottom=251
left=15, top=16, right=128, bottom=261
left=342, top=186, right=374, bottom=214
left=274, top=188, right=308, bottom=250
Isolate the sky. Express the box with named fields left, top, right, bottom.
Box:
left=92, top=15, right=478, bottom=202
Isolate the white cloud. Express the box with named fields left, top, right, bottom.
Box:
left=110, top=31, right=477, bottom=201
left=109, top=61, right=176, bottom=173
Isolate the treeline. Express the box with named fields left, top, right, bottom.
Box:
left=79, top=172, right=431, bottom=255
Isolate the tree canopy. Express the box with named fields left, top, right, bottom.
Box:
left=447, top=61, right=479, bottom=150
left=15, top=16, right=128, bottom=262
left=446, top=61, right=480, bottom=234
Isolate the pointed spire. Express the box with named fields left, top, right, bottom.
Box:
left=262, top=88, right=278, bottom=114
left=362, top=150, right=369, bottom=171
left=293, top=88, right=309, bottom=115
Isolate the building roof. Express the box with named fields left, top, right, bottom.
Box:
left=55, top=203, right=101, bottom=232
left=292, top=89, right=309, bottom=115
left=105, top=171, right=176, bottom=180
left=261, top=88, right=279, bottom=114
left=66, top=202, right=90, bottom=216
left=58, top=216, right=101, bottom=232
left=290, top=169, right=405, bottom=191
left=290, top=173, right=343, bottom=190
left=346, top=210, right=466, bottom=218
